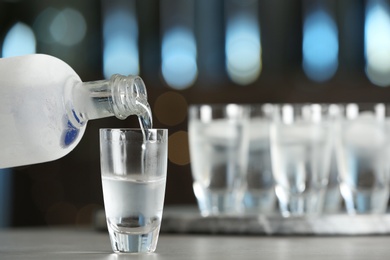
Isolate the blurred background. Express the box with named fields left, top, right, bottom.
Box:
left=1, top=0, right=390, bottom=227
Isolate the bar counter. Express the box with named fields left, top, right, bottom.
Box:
left=1, top=227, right=390, bottom=260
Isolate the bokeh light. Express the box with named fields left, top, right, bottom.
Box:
left=154, top=91, right=188, bottom=126
left=2, top=22, right=36, bottom=57
left=365, top=0, right=390, bottom=87
left=50, top=8, right=87, bottom=46
left=161, top=27, right=198, bottom=89
left=168, top=131, right=190, bottom=165
left=33, top=7, right=86, bottom=47
left=225, top=14, right=262, bottom=85
left=302, top=9, right=338, bottom=82
left=33, top=7, right=58, bottom=44
left=76, top=203, right=102, bottom=226
left=103, top=1, right=139, bottom=78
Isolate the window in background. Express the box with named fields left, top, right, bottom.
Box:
left=302, top=3, right=338, bottom=82
left=161, top=0, right=197, bottom=90
left=2, top=22, right=36, bottom=57
left=102, top=0, right=139, bottom=78
left=225, top=0, right=262, bottom=85
left=365, top=0, right=390, bottom=87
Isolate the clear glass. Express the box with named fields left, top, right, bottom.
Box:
left=188, top=104, right=250, bottom=216
left=243, top=104, right=277, bottom=215
left=270, top=103, right=336, bottom=217
left=100, top=128, right=168, bottom=253
left=336, top=103, right=390, bottom=214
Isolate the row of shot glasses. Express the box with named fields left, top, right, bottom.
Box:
left=188, top=103, right=390, bottom=217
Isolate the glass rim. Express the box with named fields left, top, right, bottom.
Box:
left=189, top=103, right=247, bottom=110
left=99, top=128, right=168, bottom=142
left=189, top=103, right=267, bottom=109
left=188, top=103, right=341, bottom=113
left=99, top=128, right=167, bottom=132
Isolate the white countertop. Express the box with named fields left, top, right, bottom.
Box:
left=1, top=227, right=390, bottom=259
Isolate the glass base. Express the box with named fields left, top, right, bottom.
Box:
left=243, top=191, right=276, bottom=215
left=275, top=186, right=325, bottom=217
left=193, top=183, right=244, bottom=216
left=340, top=183, right=389, bottom=214
left=108, top=227, right=160, bottom=253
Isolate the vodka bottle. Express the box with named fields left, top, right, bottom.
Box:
left=0, top=54, right=152, bottom=168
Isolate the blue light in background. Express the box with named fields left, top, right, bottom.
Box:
left=302, top=9, right=338, bottom=82
left=2, top=22, right=36, bottom=57
left=225, top=14, right=261, bottom=85
left=161, top=27, right=198, bottom=89
left=365, top=0, right=390, bottom=87
left=0, top=169, right=12, bottom=227
left=50, top=8, right=87, bottom=46
left=103, top=4, right=139, bottom=78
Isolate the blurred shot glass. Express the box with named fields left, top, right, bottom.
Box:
left=100, top=128, right=168, bottom=253
left=243, top=104, right=277, bottom=215
left=188, top=104, right=250, bottom=216
left=336, top=103, right=390, bottom=214
left=323, top=104, right=344, bottom=214
left=270, top=104, right=335, bottom=217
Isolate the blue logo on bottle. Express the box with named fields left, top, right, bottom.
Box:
left=62, top=110, right=82, bottom=147
left=63, top=120, right=79, bottom=146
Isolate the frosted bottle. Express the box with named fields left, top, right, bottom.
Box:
left=0, top=54, right=152, bottom=168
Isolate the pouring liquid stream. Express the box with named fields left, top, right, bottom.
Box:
left=138, top=102, right=153, bottom=176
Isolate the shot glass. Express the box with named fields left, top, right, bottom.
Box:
left=188, top=104, right=250, bottom=216
left=243, top=104, right=277, bottom=215
left=270, top=104, right=335, bottom=217
left=336, top=103, right=390, bottom=214
left=100, top=128, right=168, bottom=253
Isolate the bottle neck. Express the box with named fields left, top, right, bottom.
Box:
left=68, top=74, right=152, bottom=128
